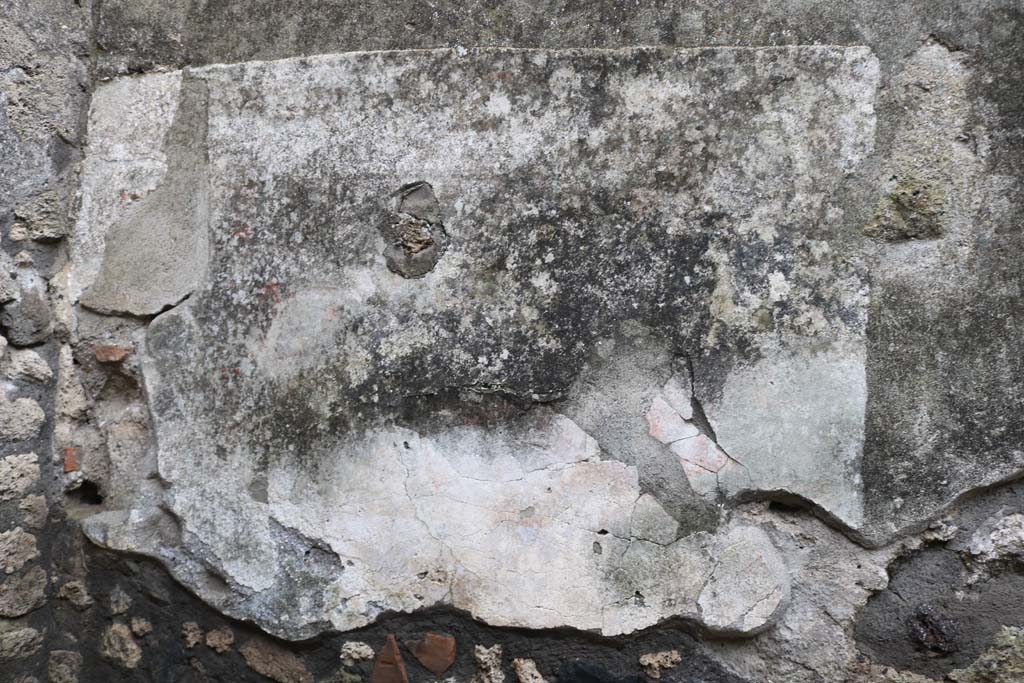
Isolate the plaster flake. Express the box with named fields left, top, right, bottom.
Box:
left=75, top=47, right=882, bottom=638
left=69, top=71, right=183, bottom=305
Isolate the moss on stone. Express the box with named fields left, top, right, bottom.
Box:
left=863, top=180, right=945, bottom=241
left=949, top=627, right=1024, bottom=683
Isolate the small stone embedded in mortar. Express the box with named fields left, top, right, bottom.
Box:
left=863, top=177, right=945, bottom=241
left=378, top=181, right=447, bottom=278
left=908, top=605, right=962, bottom=655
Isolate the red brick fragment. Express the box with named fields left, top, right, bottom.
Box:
left=95, top=344, right=132, bottom=363
left=406, top=632, right=456, bottom=675
left=63, top=447, right=79, bottom=473
left=370, top=635, right=408, bottom=683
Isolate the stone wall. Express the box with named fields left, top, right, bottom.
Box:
left=1, top=2, right=1023, bottom=682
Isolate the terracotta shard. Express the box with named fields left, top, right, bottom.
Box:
left=94, top=344, right=132, bottom=363
left=371, top=634, right=408, bottom=683
left=63, top=447, right=79, bottom=473
left=406, top=632, right=456, bottom=675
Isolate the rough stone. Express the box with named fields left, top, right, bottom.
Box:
left=182, top=621, right=203, bottom=648
left=0, top=453, right=39, bottom=502
left=324, top=671, right=364, bottom=683
left=99, top=621, right=142, bottom=669
left=18, top=495, right=47, bottom=529
left=2, top=348, right=52, bottom=382
left=908, top=605, right=961, bottom=655
left=240, top=638, right=314, bottom=683
left=474, top=644, right=505, bottom=683
left=0, top=395, right=45, bottom=442
left=512, top=658, right=548, bottom=683
left=57, top=580, right=94, bottom=610
left=340, top=640, right=374, bottom=667
left=0, top=269, right=15, bottom=309
left=109, top=585, right=132, bottom=615
left=56, top=344, right=89, bottom=421
left=922, top=519, right=959, bottom=544
left=406, top=632, right=456, bottom=675
left=0, top=566, right=47, bottom=617
left=638, top=650, right=681, bottom=679
left=0, top=622, right=43, bottom=661
left=967, top=513, right=1024, bottom=563
left=131, top=616, right=153, bottom=637
left=203, top=625, right=233, bottom=652
left=0, top=289, right=52, bottom=346
left=11, top=189, right=68, bottom=241
left=847, top=662, right=938, bottom=683
left=863, top=181, right=945, bottom=241
left=48, top=650, right=84, bottom=683
left=0, top=528, right=38, bottom=574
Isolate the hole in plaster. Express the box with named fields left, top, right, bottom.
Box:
left=379, top=181, right=447, bottom=278
left=768, top=500, right=804, bottom=514
left=67, top=480, right=104, bottom=506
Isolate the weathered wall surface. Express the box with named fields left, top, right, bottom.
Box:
left=1, top=2, right=1023, bottom=683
